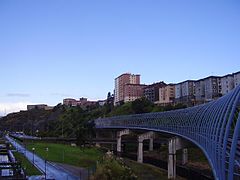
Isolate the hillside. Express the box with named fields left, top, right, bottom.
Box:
left=0, top=98, right=186, bottom=138
left=0, top=104, right=64, bottom=136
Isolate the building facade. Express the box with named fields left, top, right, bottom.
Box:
left=219, top=75, right=234, bottom=96
left=63, top=98, right=78, bottom=106
left=27, top=104, right=53, bottom=111
left=124, top=84, right=147, bottom=103
left=194, top=76, right=220, bottom=104
left=114, top=73, right=141, bottom=106
left=203, top=76, right=220, bottom=102
left=157, top=84, right=175, bottom=105
left=195, top=80, right=205, bottom=104
left=174, top=80, right=195, bottom=106
left=234, top=71, right=240, bottom=88
left=63, top=98, right=96, bottom=108
left=143, top=82, right=166, bottom=103
left=113, top=71, right=240, bottom=107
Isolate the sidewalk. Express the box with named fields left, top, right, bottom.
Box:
left=6, top=135, right=79, bottom=180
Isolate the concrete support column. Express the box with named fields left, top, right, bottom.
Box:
left=117, top=136, right=122, bottom=153
left=95, top=131, right=100, bottom=147
left=167, top=137, right=189, bottom=179
left=111, top=130, right=114, bottom=151
left=149, top=138, right=153, bottom=151
left=137, top=131, right=155, bottom=163
left=168, top=138, right=176, bottom=179
left=116, top=129, right=130, bottom=156
left=182, top=148, right=188, bottom=165
left=137, top=140, right=143, bottom=163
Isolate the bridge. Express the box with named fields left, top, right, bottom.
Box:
left=94, top=85, right=240, bottom=180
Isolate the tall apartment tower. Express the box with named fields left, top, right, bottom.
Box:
left=114, top=73, right=140, bottom=106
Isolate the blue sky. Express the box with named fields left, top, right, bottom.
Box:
left=0, top=0, right=240, bottom=115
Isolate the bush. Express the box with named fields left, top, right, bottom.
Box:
left=91, top=153, right=137, bottom=180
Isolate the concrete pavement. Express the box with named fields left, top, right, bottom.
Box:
left=6, top=135, right=79, bottom=180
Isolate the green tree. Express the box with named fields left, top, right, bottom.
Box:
left=131, top=98, right=154, bottom=114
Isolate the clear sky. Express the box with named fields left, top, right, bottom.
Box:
left=0, top=0, right=240, bottom=115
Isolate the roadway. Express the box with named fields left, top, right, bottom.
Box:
left=5, top=135, right=79, bottom=180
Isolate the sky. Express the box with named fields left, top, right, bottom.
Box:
left=0, top=0, right=240, bottom=116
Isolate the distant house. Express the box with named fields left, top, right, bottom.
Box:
left=98, top=100, right=107, bottom=106
left=63, top=97, right=97, bottom=108
left=63, top=98, right=78, bottom=107
left=27, top=104, right=53, bottom=111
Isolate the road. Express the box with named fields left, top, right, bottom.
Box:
left=5, top=135, right=79, bottom=180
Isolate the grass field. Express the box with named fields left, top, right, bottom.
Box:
left=13, top=152, right=42, bottom=176
left=124, top=159, right=185, bottom=180
left=25, top=142, right=103, bottom=168
left=21, top=141, right=187, bottom=179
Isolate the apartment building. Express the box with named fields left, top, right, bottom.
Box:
left=113, top=71, right=240, bottom=107
left=195, top=79, right=205, bottom=104
left=124, top=84, right=147, bottom=103
left=156, top=84, right=175, bottom=105
left=114, top=73, right=141, bottom=105
left=144, top=82, right=166, bottom=103
left=219, top=75, right=234, bottom=96
left=204, top=76, right=220, bottom=102
left=174, top=80, right=195, bottom=106
left=234, top=71, right=240, bottom=88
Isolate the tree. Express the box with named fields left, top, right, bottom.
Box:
left=105, top=92, right=114, bottom=115
left=131, top=98, right=154, bottom=114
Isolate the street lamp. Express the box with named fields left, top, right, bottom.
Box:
left=45, top=147, right=48, bottom=179
left=32, top=147, right=35, bottom=165
left=36, top=129, right=39, bottom=137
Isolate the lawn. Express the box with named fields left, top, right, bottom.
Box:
left=124, top=159, right=185, bottom=180
left=26, top=142, right=103, bottom=168
left=13, top=152, right=42, bottom=176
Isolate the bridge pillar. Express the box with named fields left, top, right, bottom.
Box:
left=117, top=129, right=130, bottom=156
left=95, top=131, right=101, bottom=147
left=137, top=131, right=155, bottom=163
left=111, top=130, right=115, bottom=151
left=168, top=137, right=189, bottom=179
left=182, top=148, right=188, bottom=165
left=168, top=138, right=176, bottom=179
left=149, top=138, right=153, bottom=151
left=137, top=140, right=143, bottom=163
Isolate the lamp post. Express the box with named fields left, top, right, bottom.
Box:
left=36, top=129, right=39, bottom=137
left=32, top=147, right=35, bottom=166
left=45, top=147, right=48, bottom=179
